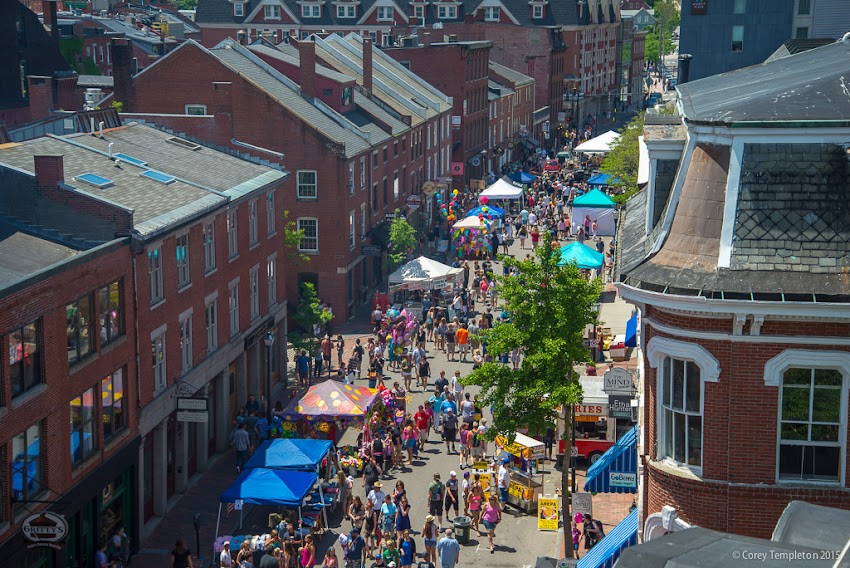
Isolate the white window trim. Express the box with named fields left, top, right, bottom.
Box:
left=297, top=217, right=319, bottom=253
left=227, top=208, right=238, bottom=259
left=249, top=265, right=261, bottom=320
left=301, top=4, right=320, bottom=17
left=377, top=5, right=394, bottom=20
left=765, top=349, right=850, bottom=486
left=234, top=2, right=245, bottom=16
left=205, top=298, right=218, bottom=352
left=336, top=4, right=355, bottom=17
left=265, top=4, right=282, bottom=18
left=532, top=4, right=543, bottom=18
left=413, top=4, right=424, bottom=17
left=296, top=170, right=318, bottom=200
left=248, top=199, right=259, bottom=246
left=484, top=6, right=500, bottom=20
left=185, top=104, right=207, bottom=115
left=267, top=254, right=278, bottom=307
left=266, top=190, right=276, bottom=236
left=203, top=222, right=216, bottom=273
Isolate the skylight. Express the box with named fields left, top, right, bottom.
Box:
left=140, top=170, right=177, bottom=185
left=77, top=173, right=114, bottom=189
left=114, top=153, right=147, bottom=167
left=166, top=137, right=201, bottom=151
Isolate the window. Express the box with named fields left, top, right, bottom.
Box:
left=779, top=368, right=844, bottom=482
left=67, top=295, right=94, bottom=364
left=8, top=321, right=41, bottom=399
left=383, top=147, right=388, bottom=163
left=393, top=175, right=399, bottom=201
left=179, top=316, right=192, bottom=373
left=437, top=5, right=456, bottom=18
left=227, top=209, right=238, bottom=258
left=360, top=157, right=366, bottom=188
left=249, top=267, right=260, bottom=320
left=382, top=178, right=388, bottom=207
left=12, top=423, right=43, bottom=507
left=266, top=191, right=276, bottom=236
left=731, top=25, right=744, bottom=52
left=152, top=332, right=166, bottom=393
left=297, top=218, right=318, bottom=252
left=229, top=285, right=240, bottom=336
left=203, top=222, right=216, bottom=272
left=176, top=234, right=190, bottom=288
left=337, top=4, right=356, bottom=17
left=267, top=256, right=277, bottom=306
left=301, top=4, right=320, bottom=17
left=349, top=210, right=356, bottom=249
left=102, top=368, right=125, bottom=441
left=185, top=104, right=207, bottom=115
left=796, top=26, right=809, bottom=39
left=265, top=4, right=281, bottom=18
left=234, top=2, right=244, bottom=16
left=377, top=6, right=394, bottom=20
left=70, top=387, right=97, bottom=467
left=148, top=246, right=163, bottom=304
left=205, top=299, right=218, bottom=352
left=732, top=0, right=745, bottom=13
left=413, top=4, right=424, bottom=18
left=484, top=6, right=500, bottom=20
left=532, top=4, right=543, bottom=18
left=297, top=170, right=317, bottom=199
left=248, top=199, right=259, bottom=246
left=797, top=0, right=810, bottom=14
left=360, top=203, right=366, bottom=241
left=98, top=281, right=123, bottom=346
left=659, top=357, right=702, bottom=468
left=348, top=162, right=355, bottom=195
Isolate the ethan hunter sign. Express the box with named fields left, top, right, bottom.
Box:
left=609, top=395, right=633, bottom=419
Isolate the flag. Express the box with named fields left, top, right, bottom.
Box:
left=227, top=502, right=234, bottom=516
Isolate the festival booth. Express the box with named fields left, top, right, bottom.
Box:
left=586, top=173, right=621, bottom=187
left=481, top=178, right=524, bottom=201
left=574, top=130, right=620, bottom=155
left=388, top=256, right=464, bottom=315
left=466, top=205, right=505, bottom=218
left=558, top=242, right=605, bottom=271
left=494, top=433, right=546, bottom=513
left=452, top=216, right=493, bottom=259
left=279, top=380, right=379, bottom=442
left=244, top=439, right=333, bottom=472
left=509, top=171, right=537, bottom=185
left=571, top=189, right=617, bottom=236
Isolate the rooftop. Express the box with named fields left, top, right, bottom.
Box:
left=0, top=222, right=79, bottom=289
left=489, top=61, right=534, bottom=87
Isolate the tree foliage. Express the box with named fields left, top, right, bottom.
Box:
left=654, top=0, right=680, bottom=38
left=644, top=31, right=675, bottom=64
left=461, top=243, right=602, bottom=439
left=387, top=212, right=417, bottom=272
left=600, top=112, right=644, bottom=191
left=289, top=282, right=332, bottom=353
left=282, top=210, right=309, bottom=266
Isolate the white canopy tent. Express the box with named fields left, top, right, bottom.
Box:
left=574, top=130, right=620, bottom=154
left=452, top=216, right=491, bottom=230
left=388, top=256, right=463, bottom=291
left=480, top=178, right=524, bottom=200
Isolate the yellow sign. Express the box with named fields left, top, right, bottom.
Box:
left=495, top=436, right=545, bottom=460
left=508, top=482, right=524, bottom=498
left=538, top=497, right=559, bottom=531
left=472, top=461, right=489, bottom=471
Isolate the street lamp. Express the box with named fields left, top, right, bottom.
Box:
left=263, top=332, right=275, bottom=420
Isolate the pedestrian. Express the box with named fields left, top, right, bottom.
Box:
left=313, top=345, right=324, bottom=379
left=346, top=528, right=366, bottom=568
left=458, top=423, right=472, bottom=470
left=382, top=539, right=401, bottom=567
left=353, top=339, right=365, bottom=379
left=422, top=515, right=439, bottom=565
left=171, top=538, right=194, bottom=568
left=418, top=357, right=431, bottom=391
left=445, top=323, right=456, bottom=362
left=296, top=350, right=310, bottom=387
left=481, top=496, right=502, bottom=553
left=362, top=459, right=382, bottom=499
left=442, top=407, right=459, bottom=454
left=396, top=529, right=416, bottom=568
left=402, top=421, right=417, bottom=464
left=444, top=471, right=460, bottom=520
left=450, top=371, right=464, bottom=399
left=260, top=549, right=281, bottom=568
left=336, top=335, right=346, bottom=368
left=324, top=548, right=339, bottom=568
left=571, top=522, right=582, bottom=559
left=414, top=405, right=430, bottom=450
left=427, top=473, right=445, bottom=531
left=380, top=494, right=397, bottom=540
left=367, top=481, right=385, bottom=529
left=348, top=496, right=366, bottom=532
left=497, top=458, right=511, bottom=512
left=219, top=541, right=232, bottom=567
left=468, top=484, right=483, bottom=533
left=400, top=354, right=413, bottom=392
left=321, top=335, right=333, bottom=376
left=233, top=423, right=250, bottom=473
left=283, top=542, right=298, bottom=568
left=436, top=528, right=461, bottom=568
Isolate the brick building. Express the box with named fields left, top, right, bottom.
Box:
left=617, top=43, right=850, bottom=541
left=488, top=61, right=535, bottom=164
left=0, top=122, right=290, bottom=544
left=113, top=35, right=452, bottom=321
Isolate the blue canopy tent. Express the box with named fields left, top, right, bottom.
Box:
left=216, top=469, right=323, bottom=535
left=558, top=242, right=604, bottom=270
left=587, top=173, right=621, bottom=186
left=465, top=205, right=505, bottom=218
left=509, top=171, right=537, bottom=184
left=244, top=439, right=332, bottom=471
left=576, top=508, right=639, bottom=568
left=584, top=425, right=639, bottom=494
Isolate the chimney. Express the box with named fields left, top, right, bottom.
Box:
left=448, top=34, right=458, bottom=43
left=422, top=32, right=431, bottom=47
left=43, top=0, right=59, bottom=42
left=34, top=155, right=65, bottom=188
left=464, top=13, right=475, bottom=24
left=297, top=39, right=317, bottom=99
left=213, top=82, right=235, bottom=141
left=111, top=38, right=135, bottom=111
left=27, top=76, right=53, bottom=120
left=363, top=37, right=373, bottom=92
left=677, top=54, right=692, bottom=85
left=237, top=29, right=247, bottom=45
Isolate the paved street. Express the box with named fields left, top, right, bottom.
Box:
left=132, top=235, right=637, bottom=568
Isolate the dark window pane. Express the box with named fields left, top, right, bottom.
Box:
left=674, top=412, right=686, bottom=463
left=778, top=444, right=803, bottom=479
left=783, top=367, right=811, bottom=385
left=685, top=361, right=700, bottom=412
left=782, top=385, right=810, bottom=422
left=814, top=369, right=842, bottom=387
left=812, top=445, right=840, bottom=480
left=662, top=358, right=671, bottom=407
left=811, top=424, right=839, bottom=442
left=812, top=387, right=841, bottom=423
left=664, top=410, right=673, bottom=459
left=672, top=359, right=684, bottom=410
left=687, top=415, right=701, bottom=467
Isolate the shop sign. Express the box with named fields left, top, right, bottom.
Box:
left=473, top=460, right=489, bottom=471
left=177, top=410, right=209, bottom=423
left=507, top=481, right=526, bottom=499
left=450, top=162, right=464, bottom=176
left=244, top=317, right=275, bottom=350
left=574, top=404, right=606, bottom=415
left=603, top=368, right=633, bottom=394
left=538, top=496, right=559, bottom=531
left=177, top=397, right=208, bottom=411
left=690, top=0, right=707, bottom=14
left=452, top=116, right=461, bottom=129
left=572, top=492, right=592, bottom=519
left=495, top=436, right=545, bottom=460
left=22, top=512, right=68, bottom=549
left=609, top=395, right=633, bottom=419
left=609, top=471, right=637, bottom=488
left=361, top=245, right=382, bottom=257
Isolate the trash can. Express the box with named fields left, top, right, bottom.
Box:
left=453, top=516, right=472, bottom=544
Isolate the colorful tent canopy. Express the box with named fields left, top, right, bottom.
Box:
left=466, top=205, right=505, bottom=218
left=573, top=188, right=616, bottom=208
left=587, top=173, right=621, bottom=186
left=452, top=216, right=492, bottom=230
left=509, top=171, right=536, bottom=184
left=558, top=242, right=605, bottom=269
left=220, top=468, right=318, bottom=506
left=282, top=380, right=379, bottom=419
left=244, top=439, right=333, bottom=470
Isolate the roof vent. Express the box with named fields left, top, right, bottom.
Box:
left=166, top=136, right=201, bottom=151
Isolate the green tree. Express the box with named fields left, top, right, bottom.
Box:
left=600, top=112, right=644, bottom=194
left=461, top=242, right=602, bottom=553
left=387, top=212, right=417, bottom=272
left=282, top=210, right=309, bottom=266
left=645, top=31, right=675, bottom=64
left=289, top=282, right=333, bottom=354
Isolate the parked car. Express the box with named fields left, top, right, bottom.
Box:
left=544, top=158, right=560, bottom=172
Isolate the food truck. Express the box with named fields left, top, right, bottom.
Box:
left=494, top=432, right=546, bottom=513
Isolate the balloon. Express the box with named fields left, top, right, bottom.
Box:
left=453, top=189, right=459, bottom=196
left=482, top=206, right=489, bottom=213
left=478, top=214, right=484, bottom=220
left=479, top=196, right=489, bottom=205
left=441, top=203, right=447, bottom=209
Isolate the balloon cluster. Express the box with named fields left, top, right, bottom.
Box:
left=438, top=188, right=463, bottom=225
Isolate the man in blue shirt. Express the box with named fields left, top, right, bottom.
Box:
left=436, top=529, right=461, bottom=568
left=94, top=541, right=109, bottom=568
left=346, top=527, right=366, bottom=568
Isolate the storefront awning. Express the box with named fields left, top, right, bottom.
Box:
left=625, top=312, right=638, bottom=348
left=583, top=425, right=638, bottom=494
left=576, top=508, right=639, bottom=568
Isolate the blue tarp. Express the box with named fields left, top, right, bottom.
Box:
left=587, top=173, right=621, bottom=186
left=509, top=171, right=537, bottom=184
left=244, top=439, right=332, bottom=471
left=466, top=205, right=505, bottom=218
left=576, top=508, right=639, bottom=568
left=584, top=426, right=638, bottom=494
left=220, top=468, right=318, bottom=507
left=558, top=242, right=605, bottom=269
left=625, top=313, right=638, bottom=348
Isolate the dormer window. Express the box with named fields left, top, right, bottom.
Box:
left=338, top=4, right=356, bottom=17
left=301, top=4, right=321, bottom=17
left=377, top=6, right=394, bottom=20
left=484, top=6, right=500, bottom=20
left=413, top=4, right=424, bottom=18
left=234, top=2, right=245, bottom=16
left=532, top=4, right=542, bottom=17
left=437, top=4, right=457, bottom=19
left=264, top=4, right=281, bottom=18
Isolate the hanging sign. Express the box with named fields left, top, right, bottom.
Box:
left=22, top=512, right=68, bottom=549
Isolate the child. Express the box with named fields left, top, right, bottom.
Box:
left=323, top=547, right=339, bottom=568
left=571, top=521, right=582, bottom=559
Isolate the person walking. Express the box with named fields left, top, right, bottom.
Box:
left=422, top=515, right=439, bottom=565
left=436, top=529, right=460, bottom=568
left=233, top=423, right=250, bottom=473
left=497, top=458, right=511, bottom=512
left=396, top=529, right=416, bottom=568
left=171, top=539, right=193, bottom=568
left=444, top=471, right=460, bottom=520
left=427, top=474, right=445, bottom=531
left=481, top=496, right=502, bottom=553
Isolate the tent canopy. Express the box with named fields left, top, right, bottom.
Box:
left=244, top=439, right=332, bottom=471
left=481, top=178, right=524, bottom=200
left=558, top=242, right=605, bottom=269
left=587, top=173, right=621, bottom=186
left=509, top=171, right=537, bottom=184
left=466, top=205, right=505, bottom=218
left=573, top=188, right=616, bottom=208
left=452, top=216, right=491, bottom=230
left=282, top=380, right=379, bottom=419
left=388, top=256, right=463, bottom=286
left=220, top=468, right=318, bottom=506
left=574, top=130, right=620, bottom=154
